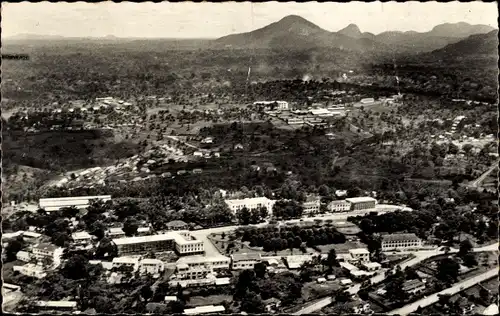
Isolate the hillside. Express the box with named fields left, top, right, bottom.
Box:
left=213, top=15, right=387, bottom=52
left=373, top=22, right=496, bottom=53
left=430, top=30, right=499, bottom=57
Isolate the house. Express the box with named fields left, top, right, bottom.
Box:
left=23, top=231, right=43, bottom=243
left=201, top=137, right=213, bottom=144
left=302, top=195, right=321, bottom=215
left=348, top=248, right=370, bottom=263
left=402, top=279, right=426, bottom=294
left=345, top=197, right=377, bottom=210
left=174, top=262, right=212, bottom=280
left=339, top=262, right=359, bottom=273
left=234, top=143, right=244, bottom=150
left=38, top=195, right=111, bottom=212
left=137, top=226, right=152, bottom=236
left=253, top=101, right=289, bottom=111
left=72, top=231, right=93, bottom=245
left=13, top=263, right=47, bottom=278
left=16, top=250, right=31, bottom=262
left=164, top=296, right=178, bottom=303
left=340, top=279, right=353, bottom=286
left=112, top=256, right=140, bottom=272
left=32, top=243, right=63, bottom=266
left=362, top=262, right=382, bottom=271
left=285, top=255, right=313, bottom=269
left=107, top=227, right=126, bottom=238
left=482, top=304, right=499, bottom=316
left=328, top=200, right=351, bottom=212
left=225, top=197, right=275, bottom=216
left=381, top=233, right=422, bottom=252
left=139, top=258, right=164, bottom=276
left=176, top=255, right=231, bottom=271
left=183, top=305, right=225, bottom=315
left=231, top=253, right=262, bottom=270
left=215, top=277, right=231, bottom=286
left=335, top=190, right=347, bottom=197
left=165, top=220, right=189, bottom=231
left=193, top=151, right=204, bottom=157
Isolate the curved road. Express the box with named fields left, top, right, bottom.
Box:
left=388, top=268, right=498, bottom=315
left=468, top=164, right=497, bottom=188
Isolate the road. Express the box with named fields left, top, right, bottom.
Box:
left=468, top=164, right=497, bottom=188
left=292, top=243, right=498, bottom=315
left=388, top=268, right=499, bottom=315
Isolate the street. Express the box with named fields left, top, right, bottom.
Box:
left=468, top=164, right=497, bottom=188
left=388, top=268, right=498, bottom=315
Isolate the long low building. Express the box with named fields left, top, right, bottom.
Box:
left=345, top=197, right=377, bottom=210
left=113, top=231, right=204, bottom=256
left=39, top=195, right=111, bottom=212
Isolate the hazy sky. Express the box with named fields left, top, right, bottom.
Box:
left=2, top=1, right=498, bottom=38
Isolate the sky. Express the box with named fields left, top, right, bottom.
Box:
left=2, top=1, right=498, bottom=38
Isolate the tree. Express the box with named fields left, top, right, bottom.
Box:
left=254, top=262, right=267, bottom=278
left=318, top=185, right=330, bottom=197
left=240, top=291, right=265, bottom=314
left=237, top=207, right=251, bottom=225
left=169, top=300, right=185, bottom=314
left=325, top=248, right=339, bottom=270
left=462, top=144, right=473, bottom=155
left=437, top=258, right=460, bottom=284
left=458, top=239, right=473, bottom=258
left=62, top=254, right=90, bottom=280
left=123, top=217, right=139, bottom=236
left=334, top=290, right=352, bottom=303
left=94, top=237, right=118, bottom=259
left=5, top=237, right=24, bottom=262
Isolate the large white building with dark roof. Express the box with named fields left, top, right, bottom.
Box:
left=381, top=233, right=422, bottom=251
left=112, top=231, right=204, bottom=256
left=39, top=195, right=111, bottom=212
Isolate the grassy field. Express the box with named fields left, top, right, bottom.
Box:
left=187, top=294, right=232, bottom=307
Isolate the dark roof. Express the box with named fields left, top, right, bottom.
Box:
left=402, top=279, right=425, bottom=291
left=382, top=233, right=420, bottom=242
left=166, top=220, right=188, bottom=227
left=231, top=253, right=262, bottom=262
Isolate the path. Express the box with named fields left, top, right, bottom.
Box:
left=468, top=164, right=497, bottom=188
left=388, top=268, right=498, bottom=315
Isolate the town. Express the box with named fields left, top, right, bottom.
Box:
left=2, top=2, right=499, bottom=316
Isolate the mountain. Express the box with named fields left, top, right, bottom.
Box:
left=6, top=33, right=68, bottom=40
left=213, top=15, right=386, bottom=52
left=337, top=24, right=375, bottom=40
left=374, top=22, right=496, bottom=53
left=430, top=30, right=499, bottom=57
left=428, top=22, right=496, bottom=38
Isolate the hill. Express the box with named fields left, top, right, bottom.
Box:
left=430, top=30, right=499, bottom=57
left=213, top=15, right=387, bottom=52
left=374, top=22, right=496, bottom=53
left=337, top=24, right=375, bottom=40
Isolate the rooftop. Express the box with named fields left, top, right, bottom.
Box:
left=140, top=258, right=163, bottom=265
left=35, top=301, right=77, bottom=308
left=362, top=262, right=382, bottom=269
left=225, top=197, right=274, bottom=205
left=72, top=231, right=92, bottom=239
left=349, top=248, right=369, bottom=255
left=231, top=253, right=262, bottom=262
left=112, top=257, right=139, bottom=264
left=339, top=262, right=359, bottom=271
left=402, top=279, right=425, bottom=291
left=177, top=255, right=230, bottom=265
left=382, top=233, right=421, bottom=242
left=33, top=243, right=58, bottom=252
left=345, top=197, right=377, bottom=203
left=184, top=305, right=225, bottom=315
left=166, top=220, right=188, bottom=227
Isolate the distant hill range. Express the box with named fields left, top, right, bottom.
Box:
left=214, top=15, right=496, bottom=53
left=430, top=30, right=499, bottom=57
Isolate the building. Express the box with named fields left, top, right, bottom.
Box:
left=339, top=262, right=359, bottom=273
left=183, top=305, right=225, bottom=315
left=225, top=197, right=276, bottom=215
left=402, top=279, right=426, bottom=294
left=285, top=255, right=313, bottom=269
left=360, top=98, right=375, bottom=104
left=176, top=255, right=231, bottom=272
left=23, top=231, right=43, bottom=243
left=139, top=258, right=165, bottom=276
left=165, top=220, right=189, bottom=231
left=231, top=253, right=262, bottom=270
left=381, top=233, right=422, bottom=252
left=107, top=227, right=126, bottom=239
left=13, top=263, right=47, bottom=278
left=113, top=231, right=203, bottom=256
left=362, top=262, right=382, bottom=271
left=16, top=250, right=31, bottom=262
left=328, top=200, right=351, bottom=212
left=34, top=301, right=78, bottom=312
left=345, top=197, right=377, bottom=211
left=137, top=226, right=152, bottom=236
left=302, top=195, right=321, bottom=215
left=32, top=243, right=63, bottom=266
left=335, top=190, right=347, bottom=197
left=72, top=231, right=93, bottom=245
left=348, top=248, right=370, bottom=263
left=253, top=101, right=289, bottom=111
left=112, top=256, right=139, bottom=272
left=38, top=195, right=111, bottom=212
left=175, top=262, right=212, bottom=280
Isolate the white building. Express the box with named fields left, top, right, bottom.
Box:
left=139, top=258, right=165, bottom=276
left=348, top=248, right=370, bottom=263
left=302, top=196, right=321, bottom=215
left=231, top=253, right=262, bottom=270
left=284, top=255, right=313, bottom=269
left=328, top=200, right=351, bottom=212
left=335, top=190, right=347, bottom=197
left=381, top=233, right=422, bottom=252
left=13, top=263, right=47, bottom=279
left=72, top=231, right=93, bottom=245
left=345, top=197, right=377, bottom=210
left=113, top=231, right=204, bottom=256
left=16, top=250, right=31, bottom=262
left=32, top=243, right=64, bottom=267
left=225, top=197, right=275, bottom=215
left=34, top=301, right=77, bottom=311
left=112, top=256, right=140, bottom=272
left=362, top=262, right=382, bottom=271
left=38, top=195, right=111, bottom=212
left=107, top=227, right=126, bottom=238
left=176, top=255, right=231, bottom=271
left=253, top=101, right=289, bottom=111
left=184, top=305, right=225, bottom=315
